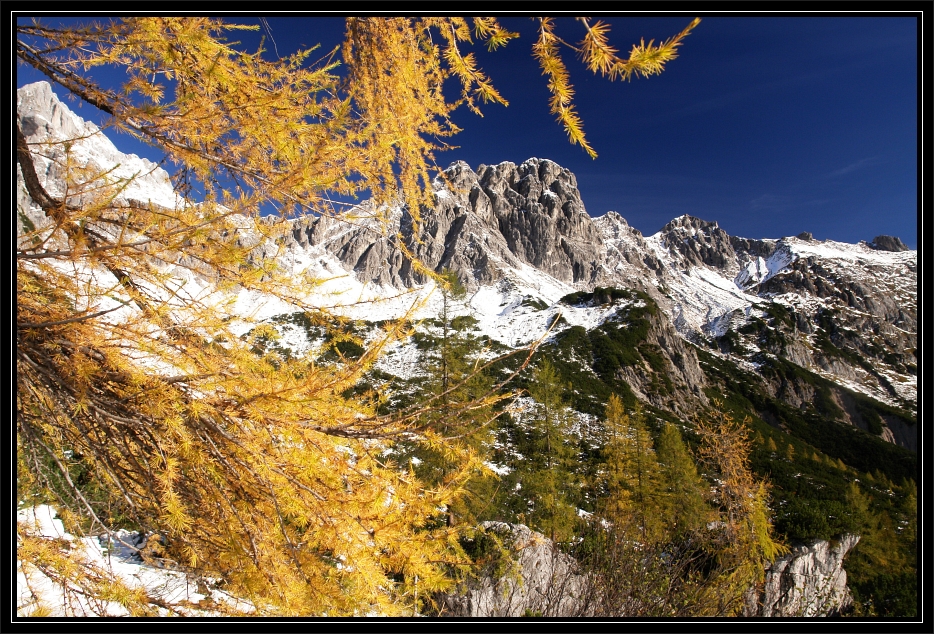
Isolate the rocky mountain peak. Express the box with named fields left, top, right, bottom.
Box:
left=655, top=214, right=741, bottom=274
left=16, top=81, right=180, bottom=238
left=18, top=81, right=90, bottom=142
left=594, top=211, right=641, bottom=238
left=288, top=157, right=610, bottom=291
left=434, top=160, right=480, bottom=196
left=869, top=235, right=909, bottom=252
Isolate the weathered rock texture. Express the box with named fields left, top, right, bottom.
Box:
left=615, top=304, right=710, bottom=413
left=744, top=534, right=860, bottom=617
left=17, top=81, right=180, bottom=238
left=284, top=158, right=620, bottom=292
left=870, top=235, right=909, bottom=252
left=438, top=523, right=588, bottom=618
left=655, top=215, right=747, bottom=276
left=441, top=524, right=859, bottom=618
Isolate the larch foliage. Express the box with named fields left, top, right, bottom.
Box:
left=600, top=395, right=665, bottom=543
left=655, top=422, right=709, bottom=538
left=693, top=402, right=787, bottom=615
left=534, top=17, right=700, bottom=158
left=16, top=16, right=698, bottom=616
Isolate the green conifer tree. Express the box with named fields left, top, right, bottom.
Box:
left=522, top=360, right=579, bottom=543
left=404, top=269, right=499, bottom=527
left=656, top=422, right=709, bottom=538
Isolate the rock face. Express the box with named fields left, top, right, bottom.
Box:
left=438, top=523, right=588, bottom=618
left=615, top=305, right=710, bottom=413
left=16, top=81, right=180, bottom=230
left=476, top=159, right=605, bottom=285
left=440, top=524, right=858, bottom=618
left=655, top=215, right=744, bottom=275
left=285, top=158, right=612, bottom=291
left=643, top=213, right=916, bottom=439
left=745, top=534, right=860, bottom=617
left=870, top=235, right=909, bottom=252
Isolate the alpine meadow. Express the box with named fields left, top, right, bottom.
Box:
left=15, top=16, right=918, bottom=619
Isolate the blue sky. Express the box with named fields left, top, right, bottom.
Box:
left=16, top=14, right=920, bottom=248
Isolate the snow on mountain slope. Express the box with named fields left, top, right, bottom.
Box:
left=643, top=226, right=758, bottom=339
left=18, top=80, right=915, bottom=426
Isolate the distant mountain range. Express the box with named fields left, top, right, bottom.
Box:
left=17, top=80, right=916, bottom=451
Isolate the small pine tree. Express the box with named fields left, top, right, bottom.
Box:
left=522, top=360, right=579, bottom=543
left=656, top=422, right=709, bottom=538
left=405, top=269, right=499, bottom=527
left=436, top=268, right=468, bottom=406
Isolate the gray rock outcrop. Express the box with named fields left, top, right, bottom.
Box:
left=744, top=534, right=860, bottom=617
left=655, top=215, right=742, bottom=275
left=16, top=81, right=181, bottom=243
left=615, top=307, right=710, bottom=413
left=870, top=235, right=909, bottom=252
left=438, top=522, right=588, bottom=618
left=441, top=524, right=859, bottom=618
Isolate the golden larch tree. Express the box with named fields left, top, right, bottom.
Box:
left=693, top=403, right=786, bottom=615
left=16, top=16, right=699, bottom=616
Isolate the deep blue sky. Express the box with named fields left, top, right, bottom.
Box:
left=16, top=15, right=919, bottom=248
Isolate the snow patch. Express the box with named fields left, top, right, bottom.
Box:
left=17, top=505, right=254, bottom=617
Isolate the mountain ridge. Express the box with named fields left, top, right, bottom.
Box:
left=274, top=155, right=917, bottom=423
left=17, top=80, right=916, bottom=445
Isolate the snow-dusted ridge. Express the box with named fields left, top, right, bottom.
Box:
left=17, top=80, right=916, bottom=424
left=17, top=81, right=182, bottom=212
